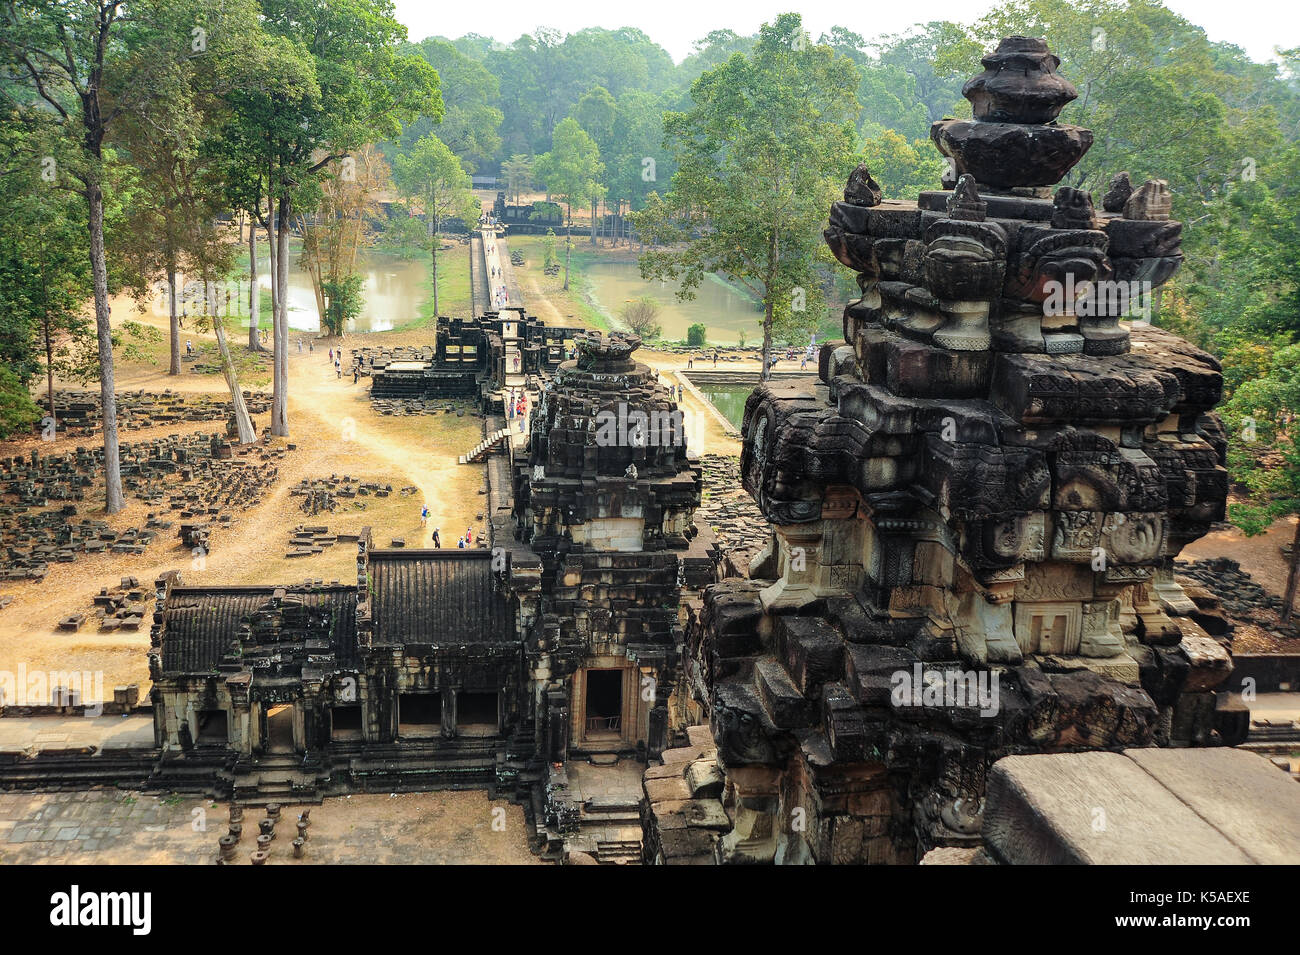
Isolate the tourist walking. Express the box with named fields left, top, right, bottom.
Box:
left=185, top=339, right=193, bottom=356
left=420, top=505, right=429, bottom=527
left=465, top=527, right=473, bottom=546
left=457, top=536, right=466, bottom=549
left=308, top=340, right=314, bottom=353
left=335, top=359, right=341, bottom=379
left=432, top=527, right=441, bottom=548
left=353, top=366, right=360, bottom=384
left=297, top=338, right=303, bottom=353
left=712, top=351, right=718, bottom=367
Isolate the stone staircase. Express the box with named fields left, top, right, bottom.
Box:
left=231, top=752, right=328, bottom=806
left=459, top=428, right=512, bottom=464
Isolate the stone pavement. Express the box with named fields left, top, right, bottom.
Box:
left=0, top=715, right=155, bottom=756
left=0, top=788, right=541, bottom=864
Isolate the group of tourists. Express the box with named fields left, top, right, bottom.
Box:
left=422, top=517, right=480, bottom=550
left=505, top=388, right=528, bottom=433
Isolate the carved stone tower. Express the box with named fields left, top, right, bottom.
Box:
left=681, top=36, right=1236, bottom=865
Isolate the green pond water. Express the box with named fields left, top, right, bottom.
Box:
left=581, top=261, right=763, bottom=345
left=696, top=384, right=753, bottom=429
left=257, top=249, right=429, bottom=334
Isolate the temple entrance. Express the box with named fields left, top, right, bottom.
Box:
left=265, top=704, right=295, bottom=753
left=331, top=704, right=363, bottom=741
left=584, top=669, right=623, bottom=740
left=196, top=710, right=228, bottom=746
left=398, top=693, right=441, bottom=738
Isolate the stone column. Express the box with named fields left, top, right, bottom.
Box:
left=441, top=688, right=458, bottom=739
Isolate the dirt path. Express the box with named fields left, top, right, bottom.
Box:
left=0, top=301, right=488, bottom=696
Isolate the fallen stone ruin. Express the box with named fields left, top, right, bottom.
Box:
left=289, top=475, right=394, bottom=516
left=1, top=431, right=288, bottom=579
left=284, top=524, right=365, bottom=558
left=56, top=576, right=151, bottom=634
left=32, top=390, right=271, bottom=437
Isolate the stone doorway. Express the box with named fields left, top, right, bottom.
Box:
left=398, top=693, right=442, bottom=738
left=196, top=710, right=228, bottom=746
left=265, top=704, right=295, bottom=753
left=584, top=669, right=624, bottom=742
left=458, top=692, right=499, bottom=736
left=1014, top=602, right=1082, bottom=656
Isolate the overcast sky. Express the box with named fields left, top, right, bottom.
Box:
left=391, top=0, right=1294, bottom=64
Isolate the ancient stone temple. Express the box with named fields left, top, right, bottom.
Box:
left=146, top=334, right=714, bottom=850
left=657, top=36, right=1237, bottom=865
left=507, top=333, right=715, bottom=764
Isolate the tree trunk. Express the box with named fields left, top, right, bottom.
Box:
left=431, top=214, right=440, bottom=318
left=248, top=222, right=261, bottom=351
left=168, top=264, right=181, bottom=375
left=590, top=198, right=597, bottom=245
left=209, top=282, right=256, bottom=445
left=563, top=206, right=572, bottom=291
left=272, top=192, right=290, bottom=436
left=87, top=182, right=124, bottom=513
left=761, top=234, right=777, bottom=382
left=266, top=192, right=278, bottom=347
left=43, top=313, right=56, bottom=431
left=1283, top=517, right=1300, bottom=624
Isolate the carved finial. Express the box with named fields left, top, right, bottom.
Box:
left=1124, top=179, right=1172, bottom=221
left=1051, top=186, right=1096, bottom=230
left=947, top=174, right=987, bottom=221
left=844, top=163, right=883, bottom=207
left=963, top=36, right=1078, bottom=124
left=1102, top=171, right=1132, bottom=213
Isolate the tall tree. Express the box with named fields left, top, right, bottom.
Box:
left=222, top=0, right=442, bottom=437
left=298, top=144, right=391, bottom=335
left=634, top=13, right=860, bottom=379
left=500, top=153, right=532, bottom=206
left=390, top=37, right=502, bottom=171
left=0, top=126, right=93, bottom=431
left=392, top=134, right=477, bottom=319
left=534, top=117, right=603, bottom=288
left=0, top=0, right=196, bottom=512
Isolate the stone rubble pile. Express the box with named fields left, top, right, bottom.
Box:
left=284, top=524, right=364, bottom=558
left=1175, top=557, right=1292, bottom=636
left=697, top=454, right=769, bottom=558
left=370, top=398, right=471, bottom=416
left=56, top=576, right=152, bottom=633
left=291, top=475, right=392, bottom=516
left=0, top=432, right=288, bottom=577
left=33, top=390, right=271, bottom=437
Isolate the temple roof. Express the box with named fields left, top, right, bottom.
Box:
left=368, top=550, right=513, bottom=645
left=159, top=585, right=358, bottom=675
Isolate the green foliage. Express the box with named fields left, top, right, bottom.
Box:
left=633, top=13, right=860, bottom=373
left=392, top=134, right=478, bottom=226
left=1221, top=344, right=1300, bottom=535
left=621, top=296, right=661, bottom=339
left=389, top=37, right=502, bottom=171
left=0, top=367, right=41, bottom=440
left=857, top=129, right=947, bottom=199
left=322, top=275, right=365, bottom=335
left=687, top=323, right=708, bottom=347
left=534, top=118, right=605, bottom=216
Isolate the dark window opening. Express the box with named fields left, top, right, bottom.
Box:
left=459, top=692, right=498, bottom=736
left=584, top=669, right=623, bottom=737
left=196, top=710, right=228, bottom=745
left=331, top=704, right=363, bottom=741
left=399, top=693, right=441, bottom=738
